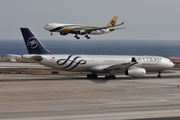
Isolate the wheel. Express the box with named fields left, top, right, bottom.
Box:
left=87, top=74, right=98, bottom=79
left=85, top=35, right=90, bottom=39
left=157, top=75, right=162, bottom=78
left=112, top=75, right=116, bottom=79
left=105, top=75, right=110, bottom=79
left=87, top=74, right=91, bottom=78
left=105, top=75, right=116, bottom=79
left=157, top=71, right=162, bottom=78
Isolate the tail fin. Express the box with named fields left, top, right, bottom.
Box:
left=106, top=16, right=118, bottom=28
left=20, top=28, right=51, bottom=54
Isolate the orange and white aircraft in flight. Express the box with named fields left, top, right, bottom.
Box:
left=44, top=16, right=124, bottom=39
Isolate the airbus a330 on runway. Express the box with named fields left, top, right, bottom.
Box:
left=20, top=28, right=174, bottom=79
left=44, top=16, right=124, bottom=39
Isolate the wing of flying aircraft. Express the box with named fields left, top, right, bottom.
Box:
left=20, top=28, right=174, bottom=79
left=44, top=16, right=125, bottom=39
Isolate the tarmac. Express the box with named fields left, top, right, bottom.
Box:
left=0, top=63, right=180, bottom=119
left=0, top=62, right=50, bottom=69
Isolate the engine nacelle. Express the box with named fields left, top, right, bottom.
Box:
left=79, top=30, right=86, bottom=35
left=125, top=68, right=146, bottom=77
left=60, top=32, right=68, bottom=35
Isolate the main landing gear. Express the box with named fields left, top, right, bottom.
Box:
left=74, top=34, right=80, bottom=39
left=86, top=73, right=116, bottom=79
left=74, top=34, right=90, bottom=39
left=50, top=32, right=53, bottom=35
left=85, top=34, right=90, bottom=39
left=105, top=74, right=116, bottom=79
left=87, top=74, right=98, bottom=79
left=157, top=71, right=162, bottom=78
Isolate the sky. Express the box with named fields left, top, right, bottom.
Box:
left=1, top=0, right=180, bottom=40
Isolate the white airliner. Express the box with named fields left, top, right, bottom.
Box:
left=43, top=16, right=124, bottom=39
left=20, top=28, right=174, bottom=79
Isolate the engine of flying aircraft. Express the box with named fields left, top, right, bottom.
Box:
left=79, top=30, right=86, bottom=35
left=60, top=32, right=68, bottom=35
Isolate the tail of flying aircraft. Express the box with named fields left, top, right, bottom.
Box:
left=20, top=28, right=51, bottom=54
left=106, top=16, right=118, bottom=28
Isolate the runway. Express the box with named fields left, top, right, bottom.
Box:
left=0, top=70, right=180, bottom=120
left=0, top=62, right=50, bottom=69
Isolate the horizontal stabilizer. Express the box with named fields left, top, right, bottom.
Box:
left=22, top=54, right=43, bottom=62
left=6, top=54, right=22, bottom=58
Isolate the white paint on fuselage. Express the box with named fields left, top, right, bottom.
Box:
left=34, top=54, right=173, bottom=73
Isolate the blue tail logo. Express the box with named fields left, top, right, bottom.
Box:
left=57, top=55, right=86, bottom=71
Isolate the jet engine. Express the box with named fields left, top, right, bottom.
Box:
left=60, top=32, right=68, bottom=35
left=125, top=68, right=146, bottom=77
left=79, top=30, right=86, bottom=35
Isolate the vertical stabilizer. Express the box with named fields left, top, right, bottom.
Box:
left=106, top=16, right=118, bottom=28
left=20, top=28, right=51, bottom=54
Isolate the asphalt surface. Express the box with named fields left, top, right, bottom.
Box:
left=0, top=66, right=180, bottom=119
left=0, top=62, right=50, bottom=69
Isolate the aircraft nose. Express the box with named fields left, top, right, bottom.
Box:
left=169, top=61, right=174, bottom=68
left=44, top=24, right=51, bottom=30
left=166, top=60, right=174, bottom=69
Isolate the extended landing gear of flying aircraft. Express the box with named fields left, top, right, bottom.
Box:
left=87, top=74, right=98, bottom=79
left=105, top=74, right=116, bottom=79
left=157, top=71, right=162, bottom=78
left=50, top=32, right=53, bottom=35
left=85, top=34, right=90, bottom=39
left=74, top=34, right=80, bottom=39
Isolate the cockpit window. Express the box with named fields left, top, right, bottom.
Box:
left=45, top=24, right=49, bottom=26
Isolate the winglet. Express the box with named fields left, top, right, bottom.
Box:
left=20, top=28, right=51, bottom=54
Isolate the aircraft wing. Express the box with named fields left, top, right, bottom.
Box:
left=90, top=57, right=138, bottom=72
left=72, top=22, right=124, bottom=34
left=103, top=57, right=137, bottom=70
left=85, top=22, right=124, bottom=33
left=104, top=61, right=137, bottom=70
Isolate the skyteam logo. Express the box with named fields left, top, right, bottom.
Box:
left=57, top=55, right=86, bottom=71
left=27, top=37, right=38, bottom=49
left=111, top=20, right=115, bottom=26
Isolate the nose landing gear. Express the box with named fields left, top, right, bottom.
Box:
left=157, top=71, right=162, bottom=78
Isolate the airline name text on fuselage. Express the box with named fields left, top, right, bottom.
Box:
left=136, top=57, right=162, bottom=62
